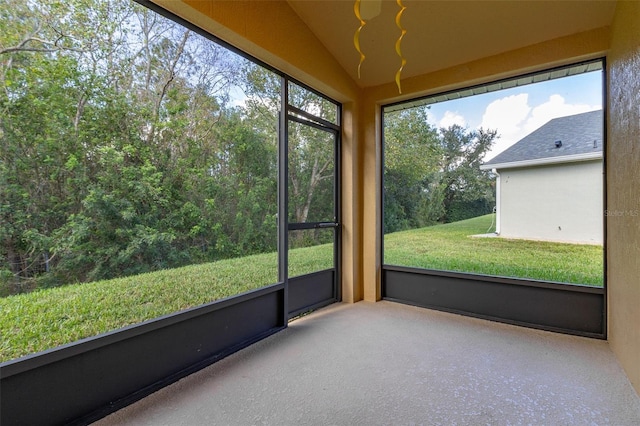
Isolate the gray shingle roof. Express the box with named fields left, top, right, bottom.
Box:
left=483, top=109, right=603, bottom=167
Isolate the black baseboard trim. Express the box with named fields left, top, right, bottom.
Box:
left=382, top=266, right=604, bottom=338
left=288, top=269, right=337, bottom=318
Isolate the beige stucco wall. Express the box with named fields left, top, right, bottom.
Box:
left=498, top=161, right=603, bottom=244
left=607, top=0, right=640, bottom=396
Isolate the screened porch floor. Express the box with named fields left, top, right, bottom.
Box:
left=95, top=300, right=640, bottom=425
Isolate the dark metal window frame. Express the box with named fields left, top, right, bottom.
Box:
left=380, top=58, right=607, bottom=339
left=283, top=82, right=342, bottom=319
left=1, top=2, right=342, bottom=424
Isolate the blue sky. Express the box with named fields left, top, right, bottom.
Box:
left=425, top=71, right=603, bottom=160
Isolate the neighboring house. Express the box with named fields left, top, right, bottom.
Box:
left=481, top=110, right=603, bottom=244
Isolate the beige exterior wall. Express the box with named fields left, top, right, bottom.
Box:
left=607, top=0, right=640, bottom=396
left=498, top=161, right=603, bottom=244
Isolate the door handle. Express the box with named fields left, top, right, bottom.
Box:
left=316, top=222, right=339, bottom=229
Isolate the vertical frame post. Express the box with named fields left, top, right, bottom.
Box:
left=278, top=78, right=289, bottom=325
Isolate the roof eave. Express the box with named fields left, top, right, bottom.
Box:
left=480, top=151, right=603, bottom=170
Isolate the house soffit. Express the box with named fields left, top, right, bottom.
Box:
left=480, top=152, right=603, bottom=171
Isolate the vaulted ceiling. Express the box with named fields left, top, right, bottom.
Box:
left=286, top=0, right=617, bottom=88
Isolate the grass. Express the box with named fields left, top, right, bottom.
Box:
left=0, top=214, right=603, bottom=362
left=0, top=249, right=332, bottom=362
left=384, top=214, right=604, bottom=286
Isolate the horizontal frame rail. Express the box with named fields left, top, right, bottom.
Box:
left=287, top=105, right=340, bottom=131
left=288, top=222, right=339, bottom=230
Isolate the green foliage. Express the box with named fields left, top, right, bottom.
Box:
left=0, top=0, right=337, bottom=362
left=0, top=269, right=14, bottom=296
left=0, top=0, right=286, bottom=293
left=239, top=65, right=337, bottom=226
left=0, top=243, right=333, bottom=362
left=446, top=198, right=494, bottom=223
left=384, top=214, right=604, bottom=286
left=438, top=125, right=497, bottom=223
left=384, top=106, right=441, bottom=232
left=383, top=108, right=497, bottom=232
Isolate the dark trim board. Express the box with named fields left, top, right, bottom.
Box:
left=0, top=285, right=285, bottom=426
left=383, top=266, right=605, bottom=338
left=288, top=269, right=338, bottom=319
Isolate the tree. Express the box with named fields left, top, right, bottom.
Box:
left=240, top=66, right=337, bottom=226
left=437, top=125, right=497, bottom=222
left=383, top=106, right=440, bottom=232
left=383, top=109, right=497, bottom=233
left=0, top=0, right=278, bottom=292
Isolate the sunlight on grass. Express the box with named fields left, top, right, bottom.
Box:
left=0, top=215, right=604, bottom=363
left=384, top=214, right=604, bottom=286
left=0, top=244, right=333, bottom=362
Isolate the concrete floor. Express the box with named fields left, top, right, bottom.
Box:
left=96, top=301, right=640, bottom=425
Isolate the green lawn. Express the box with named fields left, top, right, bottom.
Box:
left=385, top=214, right=604, bottom=286
left=0, top=249, right=332, bottom=362
left=0, top=214, right=603, bottom=362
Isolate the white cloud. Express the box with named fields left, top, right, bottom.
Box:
left=523, top=94, right=599, bottom=134
left=481, top=94, right=531, bottom=136
left=482, top=93, right=600, bottom=161
left=426, top=111, right=439, bottom=128
left=439, top=111, right=466, bottom=128
left=480, top=94, right=531, bottom=160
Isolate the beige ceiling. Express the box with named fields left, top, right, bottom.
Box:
left=286, top=0, right=617, bottom=88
